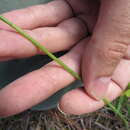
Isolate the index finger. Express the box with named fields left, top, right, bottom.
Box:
left=0, top=0, right=73, bottom=30
left=0, top=39, right=87, bottom=117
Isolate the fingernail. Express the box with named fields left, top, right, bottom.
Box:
left=88, top=77, right=111, bottom=100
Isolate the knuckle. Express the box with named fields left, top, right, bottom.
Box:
left=25, top=5, right=42, bottom=20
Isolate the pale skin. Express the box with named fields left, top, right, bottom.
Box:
left=0, top=0, right=130, bottom=117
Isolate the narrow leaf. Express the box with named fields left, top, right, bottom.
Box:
left=123, top=89, right=130, bottom=97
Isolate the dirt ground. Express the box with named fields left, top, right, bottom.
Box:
left=0, top=105, right=129, bottom=130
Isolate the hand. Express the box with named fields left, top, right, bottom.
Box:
left=0, top=0, right=129, bottom=117
left=82, top=0, right=130, bottom=100
left=0, top=0, right=99, bottom=117
left=60, top=0, right=130, bottom=115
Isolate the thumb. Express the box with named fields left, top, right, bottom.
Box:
left=82, top=0, right=130, bottom=100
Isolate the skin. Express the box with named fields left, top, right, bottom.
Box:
left=0, top=0, right=130, bottom=116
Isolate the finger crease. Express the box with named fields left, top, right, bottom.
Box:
left=111, top=78, right=124, bottom=91
left=77, top=16, right=90, bottom=35
left=64, top=0, right=75, bottom=16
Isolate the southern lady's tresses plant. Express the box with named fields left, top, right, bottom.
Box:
left=0, top=16, right=129, bottom=129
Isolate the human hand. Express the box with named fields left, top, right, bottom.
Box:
left=0, top=0, right=129, bottom=117
left=0, top=0, right=99, bottom=117
left=59, top=0, right=130, bottom=115
left=82, top=0, right=130, bottom=100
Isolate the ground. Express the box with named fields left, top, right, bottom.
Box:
left=0, top=101, right=129, bottom=130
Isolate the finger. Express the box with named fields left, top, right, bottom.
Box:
left=0, top=39, right=87, bottom=117
left=0, top=18, right=87, bottom=61
left=82, top=0, right=130, bottom=100
left=112, top=59, right=130, bottom=90
left=59, top=84, right=121, bottom=115
left=124, top=45, right=130, bottom=59
left=59, top=59, right=130, bottom=115
left=67, top=0, right=100, bottom=32
left=0, top=0, right=73, bottom=30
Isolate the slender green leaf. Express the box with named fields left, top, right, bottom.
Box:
left=103, top=98, right=129, bottom=130
left=123, top=89, right=130, bottom=97
left=0, top=15, right=81, bottom=80
left=127, top=104, right=130, bottom=116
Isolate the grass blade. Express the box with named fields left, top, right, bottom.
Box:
left=0, top=15, right=81, bottom=80
left=103, top=98, right=129, bottom=130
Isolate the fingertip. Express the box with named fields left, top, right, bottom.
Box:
left=59, top=88, right=102, bottom=115
left=85, top=77, right=111, bottom=100
left=58, top=82, right=122, bottom=115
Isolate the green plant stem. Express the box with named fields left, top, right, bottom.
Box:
left=117, top=95, right=125, bottom=112
left=0, top=15, right=81, bottom=80
left=103, top=98, right=129, bottom=130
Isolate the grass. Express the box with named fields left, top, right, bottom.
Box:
left=0, top=16, right=130, bottom=129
